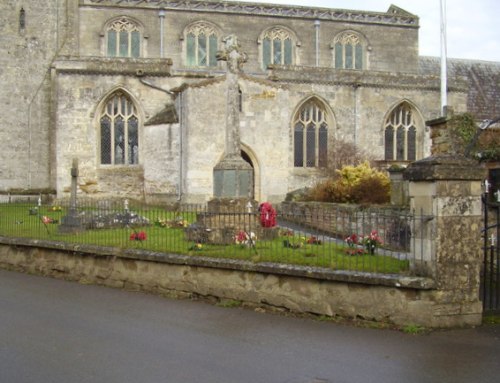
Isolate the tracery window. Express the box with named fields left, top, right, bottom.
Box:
left=106, top=17, right=141, bottom=58
left=294, top=99, right=328, bottom=168
left=100, top=92, right=139, bottom=165
left=384, top=103, right=417, bottom=161
left=185, top=22, right=219, bottom=67
left=333, top=32, right=363, bottom=70
left=262, top=28, right=294, bottom=68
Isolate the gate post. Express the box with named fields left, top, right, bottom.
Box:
left=404, top=155, right=486, bottom=327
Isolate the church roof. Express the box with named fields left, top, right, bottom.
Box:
left=419, top=57, right=500, bottom=120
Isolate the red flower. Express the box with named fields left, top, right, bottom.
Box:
left=345, top=234, right=358, bottom=247
left=130, top=231, right=147, bottom=241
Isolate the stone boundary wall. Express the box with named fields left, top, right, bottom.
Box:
left=0, top=236, right=483, bottom=328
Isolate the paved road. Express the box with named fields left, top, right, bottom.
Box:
left=1, top=269, right=499, bottom=383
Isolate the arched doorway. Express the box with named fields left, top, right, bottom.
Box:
left=241, top=147, right=260, bottom=201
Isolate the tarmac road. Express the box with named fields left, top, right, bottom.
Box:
left=0, top=268, right=499, bottom=383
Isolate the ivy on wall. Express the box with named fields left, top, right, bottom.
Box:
left=448, top=113, right=500, bottom=161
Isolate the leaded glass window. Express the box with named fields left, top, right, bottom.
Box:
left=185, top=22, right=218, bottom=67
left=294, top=100, right=329, bottom=168
left=384, top=104, right=417, bottom=162
left=106, top=17, right=141, bottom=58
left=100, top=92, right=139, bottom=165
left=333, top=33, right=363, bottom=70
left=262, top=28, right=294, bottom=69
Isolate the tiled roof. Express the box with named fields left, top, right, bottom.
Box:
left=419, top=56, right=500, bottom=120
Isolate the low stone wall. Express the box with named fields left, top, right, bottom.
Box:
left=0, top=236, right=482, bottom=328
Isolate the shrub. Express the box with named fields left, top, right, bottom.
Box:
left=350, top=175, right=390, bottom=204
left=306, top=162, right=390, bottom=204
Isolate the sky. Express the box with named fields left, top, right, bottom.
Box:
left=232, top=0, right=500, bottom=62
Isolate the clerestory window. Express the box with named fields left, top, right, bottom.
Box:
left=106, top=17, right=141, bottom=58
left=294, top=99, right=328, bottom=168
left=261, top=28, right=294, bottom=69
left=384, top=103, right=417, bottom=161
left=333, top=32, right=364, bottom=70
left=100, top=92, right=139, bottom=165
left=185, top=22, right=219, bottom=67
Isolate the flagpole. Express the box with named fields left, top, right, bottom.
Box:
left=440, top=0, right=448, bottom=116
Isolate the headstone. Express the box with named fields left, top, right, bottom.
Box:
left=59, top=158, right=84, bottom=233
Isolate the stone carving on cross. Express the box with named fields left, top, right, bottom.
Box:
left=216, top=34, right=248, bottom=73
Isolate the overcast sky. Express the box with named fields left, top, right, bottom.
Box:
left=232, top=0, right=500, bottom=62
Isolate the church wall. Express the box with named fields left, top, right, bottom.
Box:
left=77, top=3, right=419, bottom=74
left=176, top=73, right=468, bottom=203
left=143, top=123, right=181, bottom=203
left=181, top=83, right=227, bottom=203
left=239, top=82, right=292, bottom=203
left=54, top=72, right=181, bottom=201
left=0, top=0, right=67, bottom=191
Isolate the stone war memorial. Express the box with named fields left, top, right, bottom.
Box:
left=187, top=34, right=275, bottom=244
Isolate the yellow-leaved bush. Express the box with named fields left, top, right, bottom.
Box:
left=307, top=162, right=390, bottom=204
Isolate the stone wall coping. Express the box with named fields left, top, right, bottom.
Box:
left=403, top=155, right=487, bottom=182
left=267, top=66, right=469, bottom=92
left=53, top=57, right=173, bottom=76
left=0, top=236, right=435, bottom=290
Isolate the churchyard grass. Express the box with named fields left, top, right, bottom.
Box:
left=0, top=202, right=410, bottom=275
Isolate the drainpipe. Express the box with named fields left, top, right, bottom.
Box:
left=440, top=0, right=448, bottom=116
left=177, top=92, right=183, bottom=201
left=314, top=20, right=320, bottom=67
left=159, top=9, right=166, bottom=58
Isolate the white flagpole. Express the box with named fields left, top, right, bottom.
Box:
left=440, top=0, right=448, bottom=116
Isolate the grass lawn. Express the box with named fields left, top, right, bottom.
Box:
left=0, top=203, right=410, bottom=274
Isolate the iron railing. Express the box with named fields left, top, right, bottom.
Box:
left=0, top=198, right=432, bottom=277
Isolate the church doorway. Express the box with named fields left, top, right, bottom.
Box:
left=241, top=149, right=257, bottom=200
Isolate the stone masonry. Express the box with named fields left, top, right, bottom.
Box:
left=0, top=0, right=497, bottom=204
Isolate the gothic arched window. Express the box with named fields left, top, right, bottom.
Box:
left=185, top=22, right=219, bottom=67
left=106, top=17, right=141, bottom=58
left=384, top=103, right=417, bottom=161
left=294, top=99, right=328, bottom=168
left=333, top=32, right=364, bottom=70
left=261, top=28, right=294, bottom=69
left=100, top=92, right=139, bottom=165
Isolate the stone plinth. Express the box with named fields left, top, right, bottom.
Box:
left=388, top=166, right=409, bottom=206
left=213, top=157, right=253, bottom=199
left=186, top=198, right=277, bottom=245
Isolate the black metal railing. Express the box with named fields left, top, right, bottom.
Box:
left=481, top=193, right=500, bottom=313
left=0, top=198, right=431, bottom=277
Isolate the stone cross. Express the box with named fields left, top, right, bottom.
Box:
left=216, top=34, right=248, bottom=74
left=216, top=34, right=247, bottom=158
left=69, top=158, right=79, bottom=213
left=212, top=34, right=253, bottom=199
left=59, top=158, right=83, bottom=233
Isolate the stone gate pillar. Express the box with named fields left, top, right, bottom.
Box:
left=404, top=155, right=486, bottom=327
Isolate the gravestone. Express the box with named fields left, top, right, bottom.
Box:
left=59, top=158, right=84, bottom=233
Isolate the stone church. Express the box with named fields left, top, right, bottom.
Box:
left=1, top=0, right=498, bottom=204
